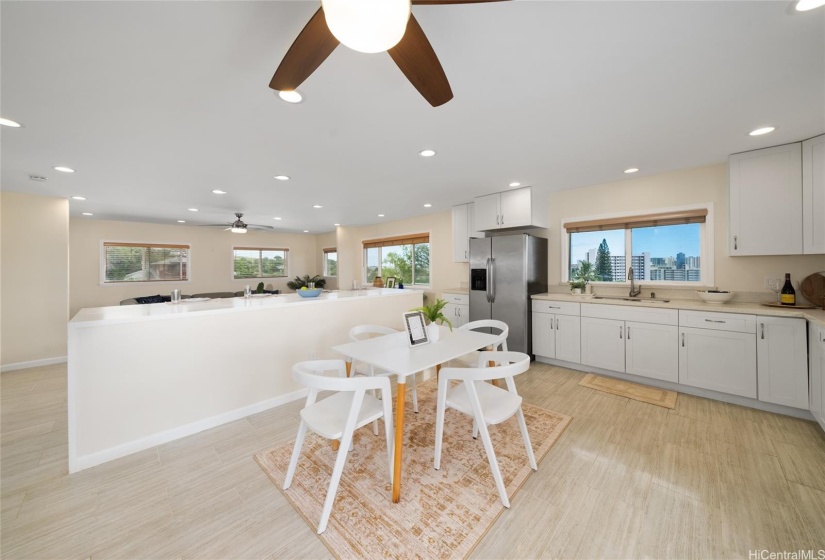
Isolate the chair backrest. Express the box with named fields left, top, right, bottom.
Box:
left=349, top=325, right=397, bottom=342
left=293, top=360, right=392, bottom=394
left=459, top=319, right=509, bottom=350
left=440, top=351, right=530, bottom=384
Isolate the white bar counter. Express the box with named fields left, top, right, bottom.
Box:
left=67, top=289, right=423, bottom=472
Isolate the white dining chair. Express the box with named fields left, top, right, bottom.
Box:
left=349, top=325, right=418, bottom=414
left=283, top=359, right=394, bottom=534
left=433, top=351, right=535, bottom=508
left=449, top=319, right=509, bottom=368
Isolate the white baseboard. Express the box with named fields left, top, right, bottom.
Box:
left=69, top=388, right=308, bottom=473
left=1, top=356, right=68, bottom=373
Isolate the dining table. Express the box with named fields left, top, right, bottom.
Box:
left=332, top=325, right=502, bottom=503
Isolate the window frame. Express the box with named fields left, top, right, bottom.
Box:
left=100, top=240, right=191, bottom=286
left=232, top=246, right=289, bottom=280
left=561, top=204, right=714, bottom=288
left=323, top=247, right=338, bottom=277
left=361, top=232, right=432, bottom=287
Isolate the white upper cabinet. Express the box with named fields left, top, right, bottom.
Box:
left=474, top=187, right=544, bottom=231
left=729, top=142, right=802, bottom=255
left=451, top=203, right=481, bottom=262
left=803, top=134, right=825, bottom=254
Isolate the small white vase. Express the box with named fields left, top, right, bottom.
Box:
left=572, top=288, right=582, bottom=295
left=427, top=323, right=440, bottom=342
left=585, top=284, right=593, bottom=295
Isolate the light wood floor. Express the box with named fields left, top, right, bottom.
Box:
left=2, top=362, right=824, bottom=559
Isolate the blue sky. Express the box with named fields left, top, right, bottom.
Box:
left=570, top=224, right=700, bottom=263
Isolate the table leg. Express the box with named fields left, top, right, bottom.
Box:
left=392, top=381, right=406, bottom=503
left=345, top=360, right=352, bottom=377
left=435, top=363, right=441, bottom=381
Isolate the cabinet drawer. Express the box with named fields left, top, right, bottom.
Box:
left=532, top=300, right=580, bottom=316
left=581, top=303, right=678, bottom=326
left=442, top=292, right=469, bottom=305
left=679, top=310, right=756, bottom=333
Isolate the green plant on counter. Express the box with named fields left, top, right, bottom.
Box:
left=412, top=298, right=453, bottom=331
left=570, top=260, right=595, bottom=291
left=286, top=274, right=326, bottom=291
left=256, top=282, right=265, bottom=294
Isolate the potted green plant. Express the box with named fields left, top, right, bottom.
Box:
left=412, top=298, right=452, bottom=342
left=572, top=261, right=597, bottom=294
left=286, top=274, right=326, bottom=291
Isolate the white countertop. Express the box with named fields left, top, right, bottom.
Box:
left=532, top=292, right=825, bottom=328
left=69, top=289, right=421, bottom=328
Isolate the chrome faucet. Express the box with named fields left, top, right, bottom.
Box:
left=628, top=267, right=641, bottom=297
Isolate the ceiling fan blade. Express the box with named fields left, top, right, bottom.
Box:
left=387, top=14, right=453, bottom=107
left=412, top=0, right=509, bottom=3
left=269, top=7, right=339, bottom=91
left=247, top=224, right=275, bottom=231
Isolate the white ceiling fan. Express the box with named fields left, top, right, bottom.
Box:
left=201, top=213, right=274, bottom=234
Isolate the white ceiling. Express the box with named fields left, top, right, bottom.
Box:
left=1, top=1, right=823, bottom=234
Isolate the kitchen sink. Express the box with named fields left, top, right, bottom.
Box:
left=592, top=296, right=671, bottom=303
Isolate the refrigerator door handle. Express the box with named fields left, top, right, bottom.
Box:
left=485, top=258, right=492, bottom=303
left=489, top=257, right=496, bottom=303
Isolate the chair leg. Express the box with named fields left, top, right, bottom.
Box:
left=472, top=419, right=479, bottom=439
left=476, top=419, right=510, bottom=508
left=433, top=378, right=448, bottom=470
left=411, top=373, right=419, bottom=413
left=283, top=421, right=308, bottom=490
left=516, top=407, right=537, bottom=470
left=317, top=427, right=355, bottom=534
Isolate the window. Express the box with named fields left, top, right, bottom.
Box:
left=363, top=233, right=430, bottom=286
left=323, top=248, right=337, bottom=277
left=103, top=242, right=189, bottom=283
left=233, top=247, right=288, bottom=279
left=564, top=208, right=710, bottom=285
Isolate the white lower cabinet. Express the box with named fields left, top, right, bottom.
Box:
left=532, top=301, right=580, bottom=363
left=443, top=292, right=469, bottom=329
left=625, top=321, right=679, bottom=382
left=809, top=324, right=825, bottom=431
left=757, top=316, right=808, bottom=409
left=679, top=327, right=757, bottom=399
left=580, top=317, right=625, bottom=372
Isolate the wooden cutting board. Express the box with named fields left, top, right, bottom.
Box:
left=800, top=272, right=825, bottom=309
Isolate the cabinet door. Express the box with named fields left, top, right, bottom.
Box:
left=729, top=143, right=802, bottom=255
left=679, top=327, right=757, bottom=398
left=532, top=313, right=555, bottom=359
left=454, top=304, right=469, bottom=329
left=474, top=194, right=500, bottom=231
left=808, top=326, right=824, bottom=431
left=625, top=321, right=678, bottom=382
left=581, top=317, right=625, bottom=372
left=555, top=315, right=581, bottom=364
left=500, top=187, right=531, bottom=228
left=468, top=202, right=483, bottom=239
left=444, top=303, right=459, bottom=329
left=802, top=134, right=825, bottom=254
left=756, top=317, right=808, bottom=409
left=451, top=204, right=470, bottom=262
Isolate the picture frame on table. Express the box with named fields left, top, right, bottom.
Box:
left=386, top=276, right=397, bottom=289
left=403, top=311, right=429, bottom=347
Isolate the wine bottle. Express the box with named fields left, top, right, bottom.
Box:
left=780, top=273, right=796, bottom=306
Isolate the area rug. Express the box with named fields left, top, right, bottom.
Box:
left=578, top=373, right=678, bottom=409
left=254, top=379, right=571, bottom=559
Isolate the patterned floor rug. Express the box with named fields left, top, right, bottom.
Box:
left=254, top=379, right=571, bottom=559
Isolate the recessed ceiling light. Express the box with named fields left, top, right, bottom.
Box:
left=177, top=220, right=186, bottom=223
left=419, top=149, right=436, bottom=157
left=424, top=203, right=432, bottom=208
left=796, top=0, right=825, bottom=11
left=509, top=182, right=521, bottom=188
left=188, top=208, right=199, bottom=212
left=211, top=189, right=227, bottom=194
left=378, top=214, right=385, bottom=217
left=278, top=90, right=303, bottom=104
left=0, top=117, right=22, bottom=128
left=334, top=223, right=340, bottom=226
left=71, top=196, right=86, bottom=200
left=54, top=166, right=75, bottom=173
left=312, top=204, right=323, bottom=209
left=273, top=217, right=282, bottom=220
left=749, top=126, right=776, bottom=136
left=82, top=212, right=93, bottom=216
left=624, top=168, right=640, bottom=174
left=274, top=175, right=290, bottom=181
left=303, top=230, right=309, bottom=233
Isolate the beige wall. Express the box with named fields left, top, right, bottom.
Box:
left=1, top=192, right=69, bottom=367
left=546, top=163, right=824, bottom=293
left=336, top=210, right=468, bottom=301
left=69, top=219, right=321, bottom=316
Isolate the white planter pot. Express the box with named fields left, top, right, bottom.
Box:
left=427, top=323, right=440, bottom=343
left=572, top=288, right=582, bottom=295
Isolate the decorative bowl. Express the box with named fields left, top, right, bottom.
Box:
left=696, top=290, right=734, bottom=304
left=297, top=288, right=323, bottom=298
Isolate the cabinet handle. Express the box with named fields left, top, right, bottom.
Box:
left=501, top=214, right=504, bottom=225
left=496, top=215, right=499, bottom=225
left=760, top=323, right=764, bottom=339
left=556, top=318, right=559, bottom=330
left=627, top=326, right=631, bottom=340
left=620, top=326, right=623, bottom=339
left=548, top=306, right=560, bottom=309
left=550, top=318, right=554, bottom=330
left=464, top=250, right=467, bottom=259
left=704, top=319, right=726, bottom=324
left=682, top=333, right=685, bottom=347
left=734, top=235, right=738, bottom=250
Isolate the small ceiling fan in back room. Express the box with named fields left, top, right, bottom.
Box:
left=269, top=0, right=510, bottom=107
left=201, top=213, right=275, bottom=234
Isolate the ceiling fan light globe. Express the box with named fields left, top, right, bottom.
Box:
left=231, top=226, right=247, bottom=233
left=796, top=0, right=825, bottom=11
left=322, top=0, right=411, bottom=54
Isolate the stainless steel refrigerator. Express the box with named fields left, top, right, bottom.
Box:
left=469, top=235, right=548, bottom=355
